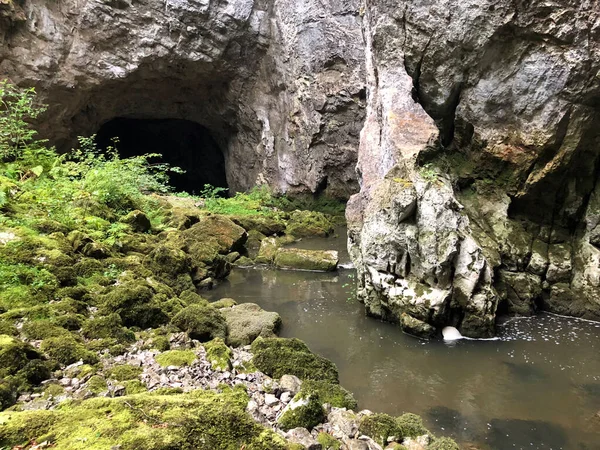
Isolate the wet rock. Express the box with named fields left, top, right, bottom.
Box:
left=274, top=248, right=338, bottom=272
left=285, top=427, right=323, bottom=450
left=255, top=237, right=279, bottom=264
left=400, top=314, right=436, bottom=339
left=221, top=303, right=282, bottom=347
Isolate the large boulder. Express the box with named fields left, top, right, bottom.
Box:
left=220, top=303, right=282, bottom=347
left=274, top=248, right=338, bottom=272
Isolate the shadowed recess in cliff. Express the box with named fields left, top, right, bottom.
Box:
left=95, top=118, right=227, bottom=194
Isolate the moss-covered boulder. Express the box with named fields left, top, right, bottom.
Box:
left=231, top=215, right=286, bottom=236
left=211, top=297, right=237, bottom=309
left=171, top=304, right=227, bottom=342
left=277, top=394, right=325, bottom=431
left=251, top=337, right=338, bottom=383
left=245, top=229, right=267, bottom=260
left=155, top=350, right=197, bottom=367
left=203, top=338, right=232, bottom=371
left=255, top=237, right=279, bottom=264
left=181, top=215, right=247, bottom=265
left=286, top=210, right=334, bottom=237
left=107, top=364, right=143, bottom=382
left=81, top=313, right=135, bottom=342
left=40, top=335, right=98, bottom=366
left=120, top=210, right=151, bottom=232
left=0, top=335, right=43, bottom=378
left=99, top=281, right=184, bottom=329
left=274, top=248, right=338, bottom=271
left=221, top=303, right=281, bottom=347
left=358, top=412, right=430, bottom=447
left=299, top=380, right=357, bottom=410
left=0, top=389, right=288, bottom=449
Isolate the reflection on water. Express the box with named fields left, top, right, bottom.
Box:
left=208, top=232, right=600, bottom=449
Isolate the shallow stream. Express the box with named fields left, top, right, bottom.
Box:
left=208, top=230, right=600, bottom=449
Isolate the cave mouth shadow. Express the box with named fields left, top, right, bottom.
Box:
left=95, top=117, right=227, bottom=195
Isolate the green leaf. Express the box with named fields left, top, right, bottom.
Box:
left=31, top=165, right=44, bottom=177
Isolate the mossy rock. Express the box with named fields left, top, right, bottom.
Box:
left=221, top=303, right=281, bottom=347
left=286, top=210, right=334, bottom=237
left=40, top=335, right=98, bottom=366
left=123, top=379, right=148, bottom=395
left=107, top=364, right=143, bottom=382
left=86, top=375, right=108, bottom=394
left=155, top=350, right=197, bottom=367
left=21, top=320, right=72, bottom=340
left=358, top=413, right=429, bottom=447
left=0, top=389, right=287, bottom=449
left=81, top=313, right=135, bottom=342
left=245, top=229, right=267, bottom=260
left=120, top=210, right=151, bottom=232
left=358, top=413, right=400, bottom=447
left=211, top=297, right=237, bottom=309
left=150, top=335, right=170, bottom=352
left=0, top=335, right=43, bottom=378
left=255, top=237, right=279, bottom=264
left=148, top=244, right=191, bottom=279
left=317, top=432, right=341, bottom=450
left=251, top=337, right=338, bottom=383
left=99, top=282, right=171, bottom=329
left=299, top=380, right=357, bottom=410
left=277, top=394, right=325, bottom=431
left=171, top=304, right=227, bottom=342
left=231, top=215, right=286, bottom=236
left=274, top=248, right=338, bottom=272
left=203, top=338, right=232, bottom=371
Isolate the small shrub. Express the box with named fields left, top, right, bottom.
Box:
left=429, top=437, right=461, bottom=450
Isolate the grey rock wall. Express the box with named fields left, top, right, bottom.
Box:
left=0, top=0, right=365, bottom=198
left=348, top=0, right=600, bottom=337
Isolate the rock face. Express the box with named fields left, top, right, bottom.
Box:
left=347, top=0, right=600, bottom=337
left=0, top=0, right=365, bottom=198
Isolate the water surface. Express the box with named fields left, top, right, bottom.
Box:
left=208, top=232, right=600, bottom=449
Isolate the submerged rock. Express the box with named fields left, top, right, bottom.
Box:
left=274, top=248, right=338, bottom=272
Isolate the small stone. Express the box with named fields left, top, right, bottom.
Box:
left=280, top=391, right=292, bottom=403
left=280, top=374, right=302, bottom=395
left=265, top=393, right=279, bottom=406
left=285, top=427, right=322, bottom=450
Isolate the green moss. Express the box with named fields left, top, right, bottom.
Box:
left=107, top=364, right=142, bottom=382
left=171, top=304, right=226, bottom=342
left=358, top=413, right=399, bottom=447
left=317, top=432, right=341, bottom=450
left=81, top=313, right=135, bottom=342
left=86, top=375, right=108, bottom=394
left=43, top=383, right=65, bottom=398
left=251, top=338, right=338, bottom=383
left=203, top=338, right=232, bottom=371
left=211, top=298, right=237, bottom=309
left=150, top=335, right=171, bottom=352
left=20, top=359, right=52, bottom=385
left=277, top=394, right=325, bottom=431
left=99, top=282, right=170, bottom=329
left=21, top=320, right=71, bottom=340
left=0, top=335, right=43, bottom=378
left=155, top=350, right=197, bottom=368
left=300, top=380, right=357, bottom=410
left=0, top=390, right=287, bottom=450
left=396, top=413, right=428, bottom=438
left=123, top=380, right=147, bottom=395
left=40, top=335, right=98, bottom=366
left=0, top=319, right=17, bottom=336
left=429, top=437, right=461, bottom=450
left=285, top=210, right=334, bottom=237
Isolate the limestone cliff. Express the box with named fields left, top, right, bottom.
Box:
left=348, top=0, right=600, bottom=337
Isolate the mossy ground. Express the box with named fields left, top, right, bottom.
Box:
left=0, top=389, right=287, bottom=450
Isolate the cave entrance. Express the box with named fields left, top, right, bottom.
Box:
left=95, top=118, right=227, bottom=194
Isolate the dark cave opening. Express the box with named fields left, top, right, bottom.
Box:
left=95, top=118, right=227, bottom=194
